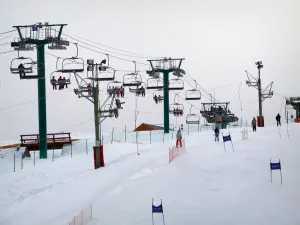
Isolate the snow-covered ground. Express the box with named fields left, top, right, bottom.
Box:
left=0, top=124, right=299, bottom=225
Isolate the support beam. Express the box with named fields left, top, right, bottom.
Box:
left=258, top=68, right=263, bottom=127
left=93, top=86, right=100, bottom=146
left=37, top=45, right=47, bottom=158
left=245, top=61, right=273, bottom=127
left=163, top=71, right=170, bottom=133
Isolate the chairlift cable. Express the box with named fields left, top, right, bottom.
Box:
left=183, top=74, right=216, bottom=102
left=0, top=36, right=14, bottom=41
left=76, top=43, right=149, bottom=66
left=0, top=50, right=14, bottom=55
left=62, top=33, right=158, bottom=59
left=0, top=42, right=11, bottom=47
left=0, top=29, right=17, bottom=36
left=59, top=34, right=150, bottom=66
left=61, top=32, right=162, bottom=59
left=238, top=82, right=243, bottom=110
left=184, top=72, right=218, bottom=102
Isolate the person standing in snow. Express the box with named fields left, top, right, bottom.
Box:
left=252, top=117, right=257, bottom=132
left=276, top=113, right=281, bottom=126
left=176, top=129, right=182, bottom=148
left=214, top=126, right=220, bottom=142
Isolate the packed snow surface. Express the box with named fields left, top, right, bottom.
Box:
left=0, top=125, right=299, bottom=225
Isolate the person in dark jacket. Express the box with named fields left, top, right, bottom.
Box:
left=18, top=63, right=25, bottom=78
left=214, top=126, right=220, bottom=142
left=276, top=113, right=281, bottom=126
left=252, top=117, right=257, bottom=132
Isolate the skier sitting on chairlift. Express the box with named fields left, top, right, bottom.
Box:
left=158, top=95, right=162, bottom=103
left=112, top=86, right=116, bottom=97
left=63, top=77, right=68, bottom=89
left=120, top=86, right=125, bottom=97
left=140, top=86, right=145, bottom=97
left=116, top=87, right=120, bottom=97
left=51, top=76, right=57, bottom=90
left=154, top=95, right=158, bottom=104
left=58, top=76, right=64, bottom=90
left=18, top=63, right=25, bottom=78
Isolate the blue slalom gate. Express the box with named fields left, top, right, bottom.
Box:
left=270, top=158, right=282, bottom=183
left=152, top=198, right=165, bottom=225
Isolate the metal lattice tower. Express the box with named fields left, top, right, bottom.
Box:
left=147, top=57, right=185, bottom=133
left=11, top=22, right=69, bottom=158
left=245, top=61, right=274, bottom=127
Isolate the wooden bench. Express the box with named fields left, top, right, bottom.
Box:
left=20, top=133, right=72, bottom=151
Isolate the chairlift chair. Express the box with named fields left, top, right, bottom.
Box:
left=169, top=78, right=184, bottom=90
left=185, top=89, right=201, bottom=100
left=59, top=44, right=84, bottom=73
left=147, top=78, right=164, bottom=90
left=60, top=59, right=84, bottom=73
left=10, top=57, right=34, bottom=74
left=129, top=82, right=146, bottom=96
left=107, top=81, right=123, bottom=95
left=169, top=103, right=184, bottom=116
left=100, top=104, right=118, bottom=118
left=186, top=114, right=200, bottom=124
left=153, top=89, right=164, bottom=103
left=185, top=80, right=201, bottom=100
left=50, top=71, right=71, bottom=90
left=92, top=66, right=116, bottom=81
left=123, top=73, right=142, bottom=86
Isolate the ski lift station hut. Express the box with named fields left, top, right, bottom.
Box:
left=133, top=123, right=175, bottom=143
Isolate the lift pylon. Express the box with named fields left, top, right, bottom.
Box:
left=10, top=22, right=69, bottom=159
left=245, top=61, right=273, bottom=127
left=147, top=57, right=185, bottom=133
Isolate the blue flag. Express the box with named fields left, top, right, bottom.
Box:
left=152, top=203, right=163, bottom=213
left=270, top=162, right=281, bottom=170
left=223, top=135, right=231, bottom=142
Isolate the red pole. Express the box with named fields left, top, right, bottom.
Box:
left=100, top=145, right=105, bottom=167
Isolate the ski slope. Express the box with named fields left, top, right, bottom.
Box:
left=0, top=124, right=300, bottom=225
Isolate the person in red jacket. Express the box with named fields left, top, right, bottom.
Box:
left=58, top=76, right=63, bottom=90
left=116, top=87, right=120, bottom=97
left=176, top=129, right=182, bottom=148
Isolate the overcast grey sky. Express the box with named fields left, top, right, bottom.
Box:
left=0, top=0, right=299, bottom=141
